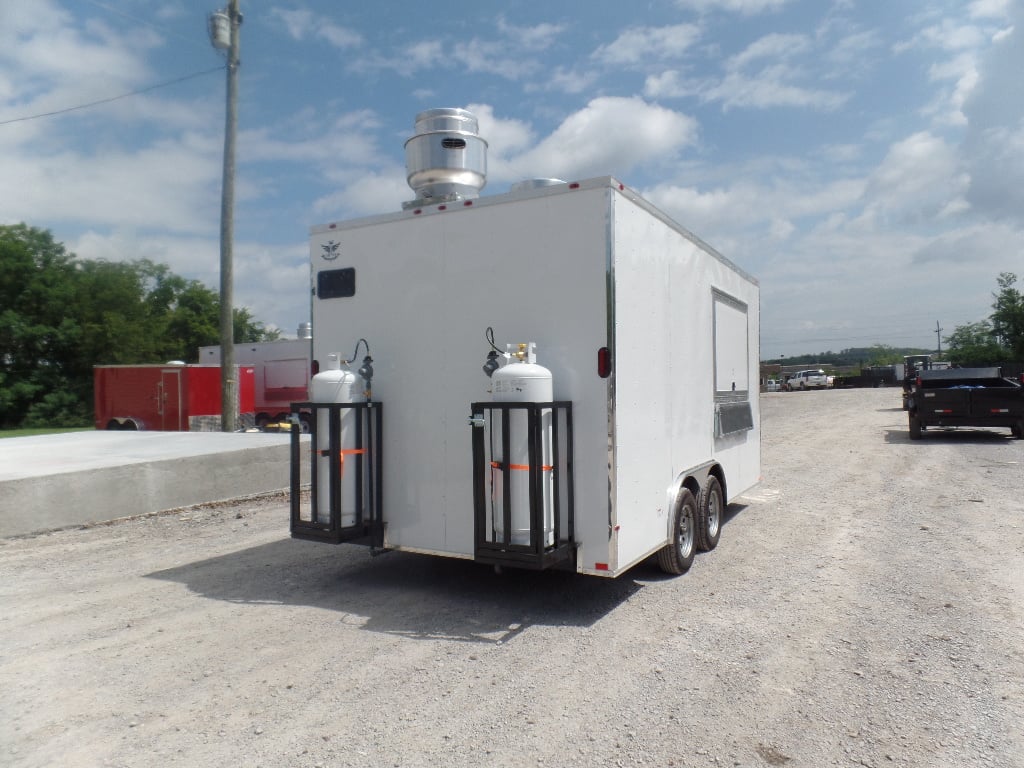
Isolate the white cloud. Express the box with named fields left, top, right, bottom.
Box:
left=861, top=132, right=970, bottom=226
left=644, top=70, right=688, bottom=99
left=646, top=29, right=849, bottom=110
left=269, top=9, right=362, bottom=49
left=527, top=67, right=599, bottom=95
left=645, top=175, right=865, bottom=239
left=969, top=0, right=1012, bottom=20
left=701, top=67, right=849, bottom=110
left=496, top=17, right=564, bottom=50
left=510, top=97, right=698, bottom=181
left=1, top=132, right=222, bottom=235
left=593, top=24, right=701, bottom=65
left=311, top=168, right=409, bottom=219
left=728, top=33, right=809, bottom=68
left=469, top=104, right=535, bottom=156
left=674, top=0, right=793, bottom=15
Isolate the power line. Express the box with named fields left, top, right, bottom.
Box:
left=82, top=0, right=213, bottom=50
left=0, top=66, right=223, bottom=127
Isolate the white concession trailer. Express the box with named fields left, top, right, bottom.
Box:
left=290, top=109, right=760, bottom=578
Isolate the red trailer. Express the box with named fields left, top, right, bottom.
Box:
left=198, top=339, right=312, bottom=429
left=93, top=364, right=256, bottom=431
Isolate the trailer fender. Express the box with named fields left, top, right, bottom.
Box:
left=665, top=462, right=716, bottom=543
left=105, top=417, right=145, bottom=431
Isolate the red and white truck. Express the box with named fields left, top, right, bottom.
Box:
left=198, top=339, right=313, bottom=429
left=93, top=364, right=255, bottom=431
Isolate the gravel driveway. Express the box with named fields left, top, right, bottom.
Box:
left=2, top=387, right=1022, bottom=768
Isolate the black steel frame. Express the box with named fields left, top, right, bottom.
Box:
left=290, top=401, right=383, bottom=546
left=470, top=401, right=575, bottom=570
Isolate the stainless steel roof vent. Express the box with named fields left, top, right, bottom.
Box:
left=510, top=178, right=566, bottom=193
left=403, top=108, right=487, bottom=209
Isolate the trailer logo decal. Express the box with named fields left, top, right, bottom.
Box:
left=321, top=240, right=340, bottom=261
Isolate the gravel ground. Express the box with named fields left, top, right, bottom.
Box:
left=2, top=387, right=1023, bottom=768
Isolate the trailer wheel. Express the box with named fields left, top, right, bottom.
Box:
left=658, top=488, right=697, bottom=575
left=909, top=415, right=922, bottom=440
left=1012, top=420, right=1023, bottom=439
left=697, top=476, right=723, bottom=552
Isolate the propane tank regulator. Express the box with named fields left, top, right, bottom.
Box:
left=482, top=326, right=502, bottom=378
left=341, top=338, right=374, bottom=400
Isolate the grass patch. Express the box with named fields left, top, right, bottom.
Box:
left=0, top=427, right=94, bottom=439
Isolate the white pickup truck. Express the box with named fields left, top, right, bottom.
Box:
left=785, top=369, right=829, bottom=391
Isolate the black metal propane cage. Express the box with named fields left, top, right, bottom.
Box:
left=469, top=401, right=576, bottom=570
left=290, top=401, right=383, bottom=547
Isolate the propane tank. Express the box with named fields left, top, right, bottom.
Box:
left=491, top=343, right=555, bottom=547
left=310, top=353, right=359, bottom=526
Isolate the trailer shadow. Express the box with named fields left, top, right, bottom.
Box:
left=147, top=540, right=643, bottom=644
left=884, top=427, right=1017, bottom=444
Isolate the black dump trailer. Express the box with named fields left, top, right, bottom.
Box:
left=907, top=367, right=1024, bottom=440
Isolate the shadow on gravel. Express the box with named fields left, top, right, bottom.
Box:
left=147, top=541, right=644, bottom=644
left=884, top=427, right=1019, bottom=444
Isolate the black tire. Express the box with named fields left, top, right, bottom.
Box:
left=697, top=476, right=724, bottom=552
left=1012, top=420, right=1023, bottom=439
left=909, top=415, right=922, bottom=440
left=658, top=488, right=698, bottom=575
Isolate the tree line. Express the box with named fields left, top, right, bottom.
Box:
left=944, top=272, right=1024, bottom=366
left=763, top=273, right=1024, bottom=370
left=0, top=224, right=278, bottom=429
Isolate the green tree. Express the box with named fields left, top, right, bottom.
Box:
left=865, top=344, right=902, bottom=366
left=0, top=224, right=279, bottom=429
left=944, top=321, right=1006, bottom=366
left=0, top=225, right=81, bottom=427
left=991, top=272, right=1024, bottom=360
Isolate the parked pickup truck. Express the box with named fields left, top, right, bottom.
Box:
left=907, top=367, right=1024, bottom=440
left=784, top=369, right=829, bottom=391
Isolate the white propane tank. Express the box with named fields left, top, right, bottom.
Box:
left=491, top=343, right=555, bottom=547
left=310, top=353, right=360, bottom=526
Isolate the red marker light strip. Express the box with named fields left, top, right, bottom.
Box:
left=490, top=461, right=553, bottom=471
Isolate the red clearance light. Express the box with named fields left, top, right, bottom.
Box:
left=597, top=347, right=612, bottom=378
left=569, top=182, right=580, bottom=189
left=595, top=562, right=609, bottom=571
left=329, top=223, right=337, bottom=229
left=413, top=209, right=423, bottom=215
left=464, top=200, right=473, bottom=206
left=438, top=205, right=447, bottom=211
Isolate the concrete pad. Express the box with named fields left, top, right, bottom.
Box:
left=0, top=431, right=309, bottom=537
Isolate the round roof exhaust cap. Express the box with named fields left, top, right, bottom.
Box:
left=404, top=108, right=488, bottom=207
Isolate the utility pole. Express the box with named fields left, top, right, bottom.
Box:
left=210, top=2, right=241, bottom=431
left=935, top=320, right=943, bottom=357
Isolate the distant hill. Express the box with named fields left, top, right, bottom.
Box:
left=762, top=346, right=932, bottom=367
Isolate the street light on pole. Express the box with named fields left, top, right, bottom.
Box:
left=209, top=2, right=241, bottom=431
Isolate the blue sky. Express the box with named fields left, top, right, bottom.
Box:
left=2, top=0, right=1021, bottom=359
